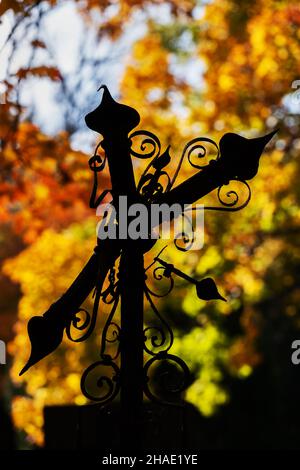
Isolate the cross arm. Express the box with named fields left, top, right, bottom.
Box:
left=160, top=130, right=277, bottom=207
left=20, top=240, right=121, bottom=375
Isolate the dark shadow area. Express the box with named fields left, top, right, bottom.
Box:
left=0, top=372, right=16, bottom=450
left=43, top=356, right=300, bottom=451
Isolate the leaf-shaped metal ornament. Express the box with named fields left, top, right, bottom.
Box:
left=196, top=278, right=226, bottom=302
left=154, top=257, right=226, bottom=302
left=152, top=145, right=171, bottom=171
left=19, top=314, right=65, bottom=376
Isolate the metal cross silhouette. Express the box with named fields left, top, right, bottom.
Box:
left=20, top=86, right=276, bottom=448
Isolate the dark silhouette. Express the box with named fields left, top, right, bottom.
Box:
left=19, top=85, right=276, bottom=449
left=0, top=372, right=15, bottom=450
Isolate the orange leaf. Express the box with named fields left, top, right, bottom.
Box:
left=15, top=66, right=61, bottom=81
left=31, top=40, right=46, bottom=49
left=0, top=0, right=23, bottom=15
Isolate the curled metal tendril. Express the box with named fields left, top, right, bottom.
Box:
left=100, top=294, right=121, bottom=361
left=145, top=266, right=174, bottom=298
left=101, top=281, right=119, bottom=304
left=174, top=212, right=196, bottom=252
left=89, top=141, right=106, bottom=173
left=105, top=322, right=121, bottom=345
left=170, top=137, right=219, bottom=189
left=182, top=180, right=252, bottom=214
left=202, top=180, right=251, bottom=212
left=138, top=171, right=171, bottom=202
left=143, top=253, right=190, bottom=405
left=89, top=154, right=106, bottom=173
left=130, top=130, right=173, bottom=202
left=217, top=180, right=251, bottom=210
left=66, top=275, right=102, bottom=344
left=77, top=263, right=121, bottom=403
left=66, top=307, right=96, bottom=343
left=187, top=141, right=218, bottom=170
left=143, top=286, right=174, bottom=356
left=174, top=233, right=195, bottom=252
left=100, top=264, right=119, bottom=304
left=129, top=130, right=161, bottom=160
left=144, top=326, right=167, bottom=354
left=143, top=353, right=190, bottom=406
left=80, top=360, right=120, bottom=403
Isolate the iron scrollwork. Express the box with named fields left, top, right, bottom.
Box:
left=70, top=261, right=122, bottom=404
left=143, top=353, right=191, bottom=405
left=66, top=308, right=93, bottom=343
left=20, top=86, right=276, bottom=413
left=143, top=262, right=190, bottom=405
left=130, top=130, right=253, bottom=215
left=141, top=249, right=226, bottom=404
left=80, top=359, right=120, bottom=403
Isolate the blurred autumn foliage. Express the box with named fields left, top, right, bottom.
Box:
left=1, top=0, right=300, bottom=449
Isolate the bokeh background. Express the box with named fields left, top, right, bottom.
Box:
left=1, top=0, right=300, bottom=450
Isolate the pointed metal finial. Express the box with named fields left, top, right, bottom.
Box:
left=85, top=84, right=140, bottom=136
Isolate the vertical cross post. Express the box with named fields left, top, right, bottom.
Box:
left=119, top=245, right=144, bottom=449
left=85, top=86, right=144, bottom=449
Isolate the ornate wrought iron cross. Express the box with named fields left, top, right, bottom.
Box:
left=20, top=86, right=276, bottom=448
